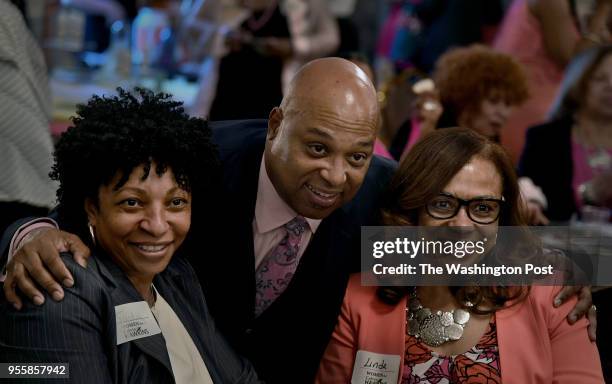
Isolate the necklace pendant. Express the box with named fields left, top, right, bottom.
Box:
left=446, top=323, right=464, bottom=341
left=419, top=315, right=447, bottom=347
left=406, top=288, right=470, bottom=347
left=453, top=309, right=470, bottom=325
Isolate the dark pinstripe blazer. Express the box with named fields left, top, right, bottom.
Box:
left=0, top=251, right=262, bottom=384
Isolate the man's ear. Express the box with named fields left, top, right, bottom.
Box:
left=84, top=198, right=98, bottom=226
left=267, top=107, right=283, bottom=140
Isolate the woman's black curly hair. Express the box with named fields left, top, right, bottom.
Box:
left=50, top=87, right=219, bottom=243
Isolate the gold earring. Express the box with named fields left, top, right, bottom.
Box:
left=88, top=223, right=96, bottom=245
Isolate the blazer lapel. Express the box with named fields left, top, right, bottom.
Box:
left=94, top=253, right=174, bottom=376
left=153, top=273, right=208, bottom=360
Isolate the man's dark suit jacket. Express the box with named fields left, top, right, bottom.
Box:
left=0, top=249, right=261, bottom=383
left=518, top=118, right=576, bottom=222
left=0, top=119, right=397, bottom=383
left=198, top=120, right=396, bottom=383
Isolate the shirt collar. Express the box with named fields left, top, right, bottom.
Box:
left=254, top=158, right=321, bottom=234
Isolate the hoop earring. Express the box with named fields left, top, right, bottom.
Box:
left=88, top=223, right=96, bottom=245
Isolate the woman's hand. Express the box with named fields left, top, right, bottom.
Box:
left=4, top=228, right=90, bottom=310
left=416, top=95, right=443, bottom=138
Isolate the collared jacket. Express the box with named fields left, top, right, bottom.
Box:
left=0, top=250, right=262, bottom=383
left=316, top=274, right=603, bottom=383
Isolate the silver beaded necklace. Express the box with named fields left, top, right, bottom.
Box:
left=406, top=288, right=472, bottom=347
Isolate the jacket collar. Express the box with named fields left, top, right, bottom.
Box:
left=90, top=251, right=174, bottom=377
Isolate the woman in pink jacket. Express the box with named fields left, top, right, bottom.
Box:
left=316, top=128, right=603, bottom=383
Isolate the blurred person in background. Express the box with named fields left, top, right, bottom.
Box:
left=375, top=0, right=505, bottom=84
left=327, top=0, right=359, bottom=54
left=519, top=45, right=612, bottom=223
left=179, top=0, right=248, bottom=117
left=433, top=45, right=529, bottom=143
left=208, top=0, right=338, bottom=120
left=494, top=0, right=612, bottom=163
left=61, top=0, right=138, bottom=53
left=0, top=0, right=56, bottom=235
left=376, top=71, right=443, bottom=161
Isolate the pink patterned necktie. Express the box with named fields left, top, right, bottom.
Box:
left=254, top=216, right=308, bottom=317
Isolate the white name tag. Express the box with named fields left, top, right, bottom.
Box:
left=115, top=301, right=162, bottom=345
left=351, top=350, right=401, bottom=384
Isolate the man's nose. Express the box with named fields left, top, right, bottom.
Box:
left=320, top=157, right=347, bottom=187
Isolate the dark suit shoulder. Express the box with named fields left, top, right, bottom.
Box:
left=0, top=254, right=109, bottom=325
left=36, top=254, right=112, bottom=324
left=209, top=119, right=267, bottom=160
left=368, top=155, right=398, bottom=183
left=162, top=257, right=203, bottom=297
left=524, top=119, right=572, bottom=145
left=0, top=254, right=113, bottom=382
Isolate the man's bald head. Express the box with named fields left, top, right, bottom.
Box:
left=264, top=57, right=381, bottom=220
left=280, top=57, right=379, bottom=129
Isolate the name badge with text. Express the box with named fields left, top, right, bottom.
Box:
left=115, top=301, right=161, bottom=345
left=351, top=350, right=400, bottom=384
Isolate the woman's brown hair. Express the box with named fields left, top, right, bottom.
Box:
left=549, top=45, right=612, bottom=121
left=378, top=128, right=529, bottom=314
left=434, top=44, right=529, bottom=127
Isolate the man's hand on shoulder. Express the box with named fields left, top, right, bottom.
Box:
left=554, top=285, right=597, bottom=341
left=4, top=228, right=90, bottom=310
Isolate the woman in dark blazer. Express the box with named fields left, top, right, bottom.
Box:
left=519, top=45, right=612, bottom=222
left=0, top=88, right=261, bottom=384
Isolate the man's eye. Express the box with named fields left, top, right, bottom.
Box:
left=351, top=153, right=367, bottom=163
left=309, top=144, right=326, bottom=155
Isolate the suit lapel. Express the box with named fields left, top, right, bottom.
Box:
left=93, top=253, right=174, bottom=376
left=152, top=272, right=208, bottom=363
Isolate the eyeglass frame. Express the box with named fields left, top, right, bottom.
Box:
left=425, top=192, right=506, bottom=225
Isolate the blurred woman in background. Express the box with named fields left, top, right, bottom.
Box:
left=494, top=0, right=612, bottom=162
left=433, top=44, right=530, bottom=144
left=519, top=45, right=612, bottom=222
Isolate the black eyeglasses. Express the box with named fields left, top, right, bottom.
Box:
left=426, top=193, right=505, bottom=224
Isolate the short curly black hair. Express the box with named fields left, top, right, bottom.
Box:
left=50, top=88, right=219, bottom=240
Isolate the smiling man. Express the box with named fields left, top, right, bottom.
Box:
left=199, top=58, right=395, bottom=382
left=1, top=58, right=397, bottom=383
